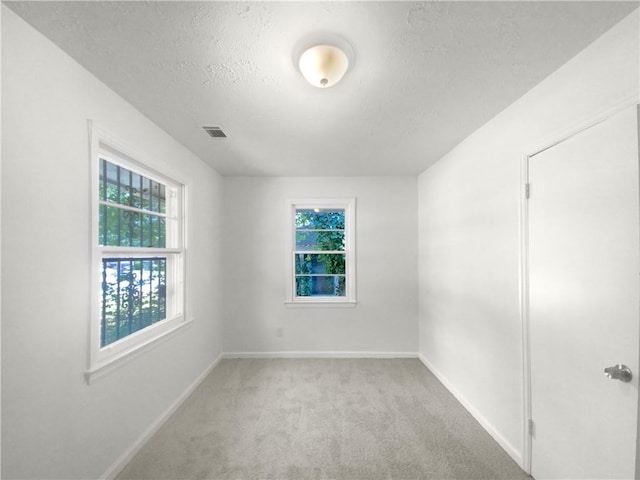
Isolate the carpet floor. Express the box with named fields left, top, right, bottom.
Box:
left=116, top=358, right=530, bottom=480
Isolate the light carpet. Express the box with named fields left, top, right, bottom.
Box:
left=116, top=358, right=529, bottom=480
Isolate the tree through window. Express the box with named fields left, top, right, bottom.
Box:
left=295, top=208, right=346, bottom=297
left=99, top=159, right=170, bottom=346
left=286, top=198, right=356, bottom=304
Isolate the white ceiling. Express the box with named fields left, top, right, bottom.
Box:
left=6, top=1, right=638, bottom=176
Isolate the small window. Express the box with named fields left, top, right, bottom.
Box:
left=286, top=198, right=356, bottom=305
left=88, top=124, right=187, bottom=381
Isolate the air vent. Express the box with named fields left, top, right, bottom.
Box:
left=203, top=126, right=227, bottom=138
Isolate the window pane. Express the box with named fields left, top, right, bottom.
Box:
left=99, top=204, right=106, bottom=245
left=295, top=230, right=345, bottom=251
left=141, top=177, right=151, bottom=210
left=296, top=275, right=346, bottom=297
left=119, top=166, right=131, bottom=205
left=158, top=184, right=166, bottom=214
left=295, top=253, right=345, bottom=275
left=121, top=210, right=133, bottom=247
left=99, top=159, right=107, bottom=201
left=130, top=172, right=142, bottom=209
left=101, top=257, right=167, bottom=347
left=100, top=205, right=166, bottom=247
left=295, top=209, right=345, bottom=229
left=100, top=158, right=165, bottom=214
left=150, top=182, right=167, bottom=214
left=105, top=160, right=119, bottom=203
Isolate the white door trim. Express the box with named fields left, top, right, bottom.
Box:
left=519, top=95, right=640, bottom=476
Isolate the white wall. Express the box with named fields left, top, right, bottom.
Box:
left=1, top=7, right=224, bottom=479
left=223, top=176, right=418, bottom=354
left=418, top=10, right=639, bottom=466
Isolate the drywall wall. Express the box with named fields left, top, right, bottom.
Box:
left=1, top=7, right=224, bottom=479
left=418, top=10, right=639, bottom=466
left=223, top=177, right=418, bottom=354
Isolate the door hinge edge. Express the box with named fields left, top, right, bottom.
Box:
left=525, top=183, right=531, bottom=199
left=528, top=418, right=535, bottom=436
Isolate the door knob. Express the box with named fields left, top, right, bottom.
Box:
left=604, top=364, right=632, bottom=382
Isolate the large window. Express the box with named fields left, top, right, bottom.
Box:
left=286, top=198, right=356, bottom=305
left=88, top=125, right=186, bottom=381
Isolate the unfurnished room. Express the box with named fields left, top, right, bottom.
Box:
left=2, top=1, right=640, bottom=479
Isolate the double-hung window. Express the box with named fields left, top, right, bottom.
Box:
left=286, top=198, right=356, bottom=305
left=88, top=125, right=186, bottom=381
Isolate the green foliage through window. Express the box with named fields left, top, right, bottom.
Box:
left=99, top=158, right=169, bottom=346
left=294, top=208, right=346, bottom=297
left=101, top=258, right=166, bottom=346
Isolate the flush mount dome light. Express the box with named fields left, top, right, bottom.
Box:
left=295, top=34, right=353, bottom=88
left=299, top=45, right=349, bottom=88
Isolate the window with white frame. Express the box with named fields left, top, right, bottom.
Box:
left=286, top=198, right=356, bottom=304
left=88, top=125, right=186, bottom=381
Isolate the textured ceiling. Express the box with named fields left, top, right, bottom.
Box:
left=6, top=1, right=638, bottom=176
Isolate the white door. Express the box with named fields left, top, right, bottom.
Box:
left=528, top=105, right=639, bottom=479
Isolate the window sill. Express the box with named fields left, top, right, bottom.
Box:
left=85, top=317, right=193, bottom=385
left=284, top=301, right=358, bottom=308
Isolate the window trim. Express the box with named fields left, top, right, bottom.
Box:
left=86, top=122, right=189, bottom=383
left=285, top=197, right=357, bottom=306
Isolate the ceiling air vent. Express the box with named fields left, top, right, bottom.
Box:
left=203, top=126, right=227, bottom=138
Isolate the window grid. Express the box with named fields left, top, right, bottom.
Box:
left=100, top=257, right=167, bottom=347
left=293, top=207, right=348, bottom=298
left=99, top=158, right=169, bottom=249
left=97, top=156, right=180, bottom=348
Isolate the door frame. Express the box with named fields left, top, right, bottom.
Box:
left=519, top=96, right=640, bottom=476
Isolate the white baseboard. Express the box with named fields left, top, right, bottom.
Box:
left=418, top=353, right=523, bottom=469
left=100, top=353, right=223, bottom=480
left=222, top=351, right=418, bottom=359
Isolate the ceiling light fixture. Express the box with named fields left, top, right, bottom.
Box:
left=299, top=45, right=348, bottom=88
left=295, top=33, right=354, bottom=89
